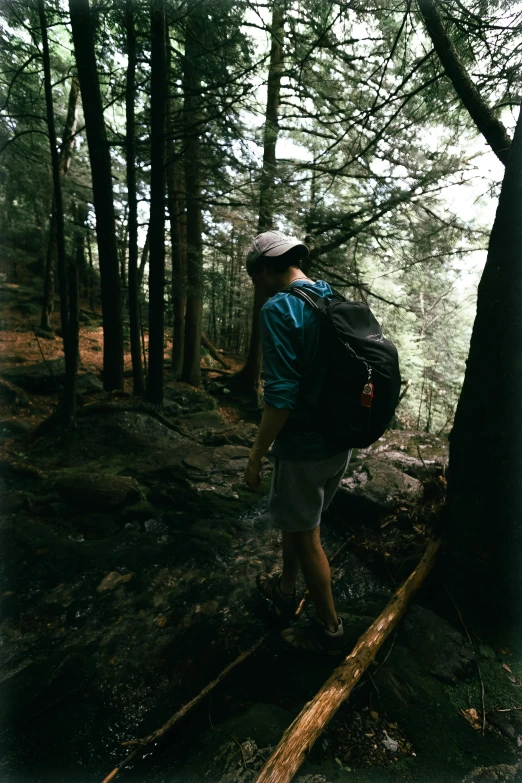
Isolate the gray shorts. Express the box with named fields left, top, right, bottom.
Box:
left=268, top=449, right=352, bottom=532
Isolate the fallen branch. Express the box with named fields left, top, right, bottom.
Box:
left=99, top=537, right=354, bottom=783
left=201, top=332, right=229, bottom=369
left=254, top=537, right=441, bottom=783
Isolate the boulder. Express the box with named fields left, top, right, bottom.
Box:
left=377, top=449, right=447, bottom=480
left=336, top=456, right=423, bottom=521
left=400, top=604, right=476, bottom=683
left=55, top=473, right=141, bottom=510
left=1, top=358, right=102, bottom=394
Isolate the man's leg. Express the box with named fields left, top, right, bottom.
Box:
left=286, top=527, right=338, bottom=632
left=280, top=531, right=300, bottom=595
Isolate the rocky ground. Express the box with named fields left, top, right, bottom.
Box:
left=0, top=272, right=521, bottom=783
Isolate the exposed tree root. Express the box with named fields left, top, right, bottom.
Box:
left=254, top=537, right=441, bottom=783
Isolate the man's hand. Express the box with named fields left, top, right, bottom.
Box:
left=244, top=455, right=262, bottom=491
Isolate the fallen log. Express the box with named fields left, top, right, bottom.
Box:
left=201, top=332, right=229, bottom=369
left=99, top=537, right=353, bottom=783
left=254, top=537, right=441, bottom=783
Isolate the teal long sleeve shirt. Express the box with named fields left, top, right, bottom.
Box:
left=260, top=279, right=346, bottom=460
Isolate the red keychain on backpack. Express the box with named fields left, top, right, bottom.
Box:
left=361, top=382, right=374, bottom=408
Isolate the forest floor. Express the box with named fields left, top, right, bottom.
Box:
left=1, top=260, right=521, bottom=783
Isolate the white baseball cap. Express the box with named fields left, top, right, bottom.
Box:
left=246, top=230, right=308, bottom=276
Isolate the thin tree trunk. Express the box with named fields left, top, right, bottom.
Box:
left=125, top=0, right=145, bottom=396
left=417, top=0, right=511, bottom=165
left=146, top=0, right=167, bottom=404
left=41, top=76, right=80, bottom=332
left=87, top=230, right=96, bottom=312
left=137, top=224, right=150, bottom=290
left=166, top=23, right=187, bottom=379
left=38, top=0, right=77, bottom=426
left=228, top=0, right=284, bottom=400
left=181, top=9, right=204, bottom=387
left=255, top=539, right=441, bottom=783
left=69, top=0, right=124, bottom=392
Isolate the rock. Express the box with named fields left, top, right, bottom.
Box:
left=378, top=449, right=447, bottom=480
left=144, top=518, right=167, bottom=535
left=0, top=379, right=30, bottom=407
left=164, top=385, right=217, bottom=414
left=177, top=409, right=228, bottom=439
left=399, top=604, right=476, bottom=683
left=336, top=456, right=423, bottom=521
left=487, top=710, right=522, bottom=743
left=0, top=419, right=32, bottom=435
left=96, top=571, right=133, bottom=592
left=462, top=763, right=522, bottom=782
left=55, top=473, right=142, bottom=509
left=1, top=358, right=102, bottom=395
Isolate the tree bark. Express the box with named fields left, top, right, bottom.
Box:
left=255, top=538, right=441, bottom=783
left=166, top=23, right=187, bottom=380
left=41, top=76, right=80, bottom=332
left=146, top=0, right=167, bottom=404
left=69, top=0, right=124, bottom=392
left=125, top=0, right=145, bottom=396
left=445, top=103, right=522, bottom=629
left=227, top=0, right=284, bottom=401
left=180, top=9, right=204, bottom=387
left=417, top=0, right=511, bottom=165
left=38, top=0, right=77, bottom=427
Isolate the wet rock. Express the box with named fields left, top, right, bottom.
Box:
left=400, top=604, right=476, bottom=683
left=462, top=762, right=522, bottom=782
left=336, top=456, right=422, bottom=522
left=96, top=571, right=134, bottom=592
left=55, top=473, right=141, bottom=510
left=144, top=518, right=167, bottom=535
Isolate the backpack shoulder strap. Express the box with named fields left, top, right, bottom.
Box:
left=279, top=285, right=327, bottom=310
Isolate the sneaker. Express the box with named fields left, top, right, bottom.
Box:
left=256, top=571, right=297, bottom=621
left=280, top=616, right=350, bottom=656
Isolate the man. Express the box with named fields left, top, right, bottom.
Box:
left=243, top=230, right=351, bottom=655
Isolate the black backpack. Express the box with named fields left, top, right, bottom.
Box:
left=281, top=286, right=401, bottom=448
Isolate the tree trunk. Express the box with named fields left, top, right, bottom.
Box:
left=417, top=0, right=511, bottom=165
left=41, top=76, right=80, bottom=332
left=146, top=0, right=167, bottom=404
left=69, top=0, right=124, bottom=392
left=38, top=0, right=77, bottom=427
left=227, top=0, right=284, bottom=401
left=255, top=539, right=441, bottom=783
left=137, top=223, right=150, bottom=290
left=125, top=0, right=145, bottom=396
left=180, top=10, right=204, bottom=387
left=166, top=24, right=187, bottom=380
left=445, top=104, right=522, bottom=630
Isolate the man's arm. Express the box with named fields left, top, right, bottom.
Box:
left=244, top=405, right=290, bottom=490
